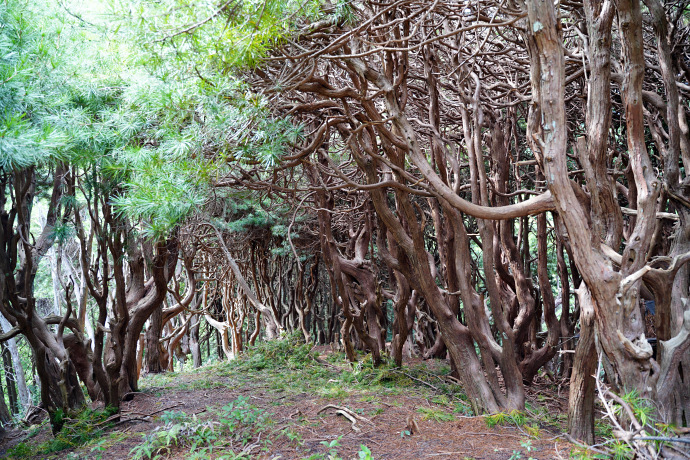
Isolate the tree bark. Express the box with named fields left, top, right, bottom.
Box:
left=145, top=307, right=165, bottom=373
left=0, top=376, right=11, bottom=426
left=189, top=315, right=202, bottom=368
left=1, top=342, right=18, bottom=414
left=568, top=284, right=597, bottom=443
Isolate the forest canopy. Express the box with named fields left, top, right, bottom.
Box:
left=1, top=0, right=690, bottom=456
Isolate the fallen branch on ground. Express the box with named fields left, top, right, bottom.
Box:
left=317, top=404, right=373, bottom=432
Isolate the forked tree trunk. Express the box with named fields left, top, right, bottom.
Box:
left=34, top=340, right=86, bottom=432
left=63, top=333, right=100, bottom=402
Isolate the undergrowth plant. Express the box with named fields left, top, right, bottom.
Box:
left=484, top=409, right=527, bottom=428
left=417, top=406, right=455, bottom=422
left=5, top=408, right=116, bottom=459
left=575, top=357, right=688, bottom=460
left=508, top=439, right=537, bottom=460
left=129, top=397, right=271, bottom=459
left=231, top=331, right=314, bottom=372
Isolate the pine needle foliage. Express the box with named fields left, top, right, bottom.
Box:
left=59, top=0, right=309, bottom=240
left=3, top=0, right=311, bottom=241
left=105, top=72, right=303, bottom=239
left=111, top=0, right=323, bottom=70
left=0, top=0, right=71, bottom=170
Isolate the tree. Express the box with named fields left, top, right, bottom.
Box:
left=238, top=0, right=690, bottom=436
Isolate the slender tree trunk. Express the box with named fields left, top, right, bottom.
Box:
left=390, top=274, right=412, bottom=367
left=0, top=377, right=11, bottom=426
left=1, top=342, right=18, bottom=414
left=249, top=311, right=261, bottom=346
left=0, top=315, right=28, bottom=412
left=145, top=308, right=165, bottom=373
left=215, top=328, right=223, bottom=359
left=189, top=316, right=202, bottom=368
left=568, top=284, right=597, bottom=443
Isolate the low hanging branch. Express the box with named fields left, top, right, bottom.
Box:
left=0, top=315, right=81, bottom=343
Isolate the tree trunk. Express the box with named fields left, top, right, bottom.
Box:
left=390, top=275, right=413, bottom=367
left=136, top=333, right=145, bottom=379
left=189, top=315, right=202, bottom=368
left=568, top=284, right=597, bottom=444
left=0, top=316, right=29, bottom=412
left=0, top=376, right=11, bottom=426
left=34, top=341, right=86, bottom=432
left=249, top=311, right=261, bottom=346
left=63, top=334, right=101, bottom=402
left=1, top=342, right=18, bottom=414
left=145, top=308, right=165, bottom=373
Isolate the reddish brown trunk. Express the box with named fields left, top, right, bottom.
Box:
left=567, top=285, right=597, bottom=443
left=145, top=307, right=165, bottom=373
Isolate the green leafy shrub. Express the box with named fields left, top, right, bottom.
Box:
left=5, top=442, right=32, bottom=459
left=48, top=408, right=117, bottom=452
left=130, top=412, right=219, bottom=460
left=231, top=331, right=314, bottom=371
left=130, top=397, right=270, bottom=459
left=7, top=408, right=116, bottom=458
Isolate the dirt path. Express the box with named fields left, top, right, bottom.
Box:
left=0, top=343, right=574, bottom=459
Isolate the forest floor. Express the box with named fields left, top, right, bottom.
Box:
left=0, top=337, right=587, bottom=460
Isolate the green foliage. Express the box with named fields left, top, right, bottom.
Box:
left=219, top=396, right=267, bottom=434
left=116, top=0, right=323, bottom=71
left=430, top=395, right=450, bottom=406
left=610, top=441, right=634, bottom=460
left=3, top=0, right=307, bottom=242
left=231, top=331, right=313, bottom=371
left=594, top=417, right=613, bottom=439
left=318, top=436, right=343, bottom=460
left=569, top=447, right=611, bottom=460
left=357, top=444, right=374, bottom=460
left=129, top=411, right=204, bottom=459
left=214, top=196, right=292, bottom=234
left=524, top=424, right=541, bottom=439
left=130, top=398, right=271, bottom=459
left=484, top=410, right=527, bottom=428
left=8, top=408, right=114, bottom=458
left=508, top=439, right=537, bottom=460
left=5, top=442, right=32, bottom=459
left=85, top=432, right=128, bottom=460
left=102, top=73, right=303, bottom=239
left=615, top=389, right=654, bottom=427
left=416, top=406, right=455, bottom=422
left=45, top=408, right=116, bottom=453
left=160, top=410, right=190, bottom=424
left=0, top=0, right=71, bottom=170
left=0, top=0, right=314, bottom=251
left=332, top=0, right=357, bottom=25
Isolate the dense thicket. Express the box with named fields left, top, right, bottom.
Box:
left=1, top=0, right=690, bottom=455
